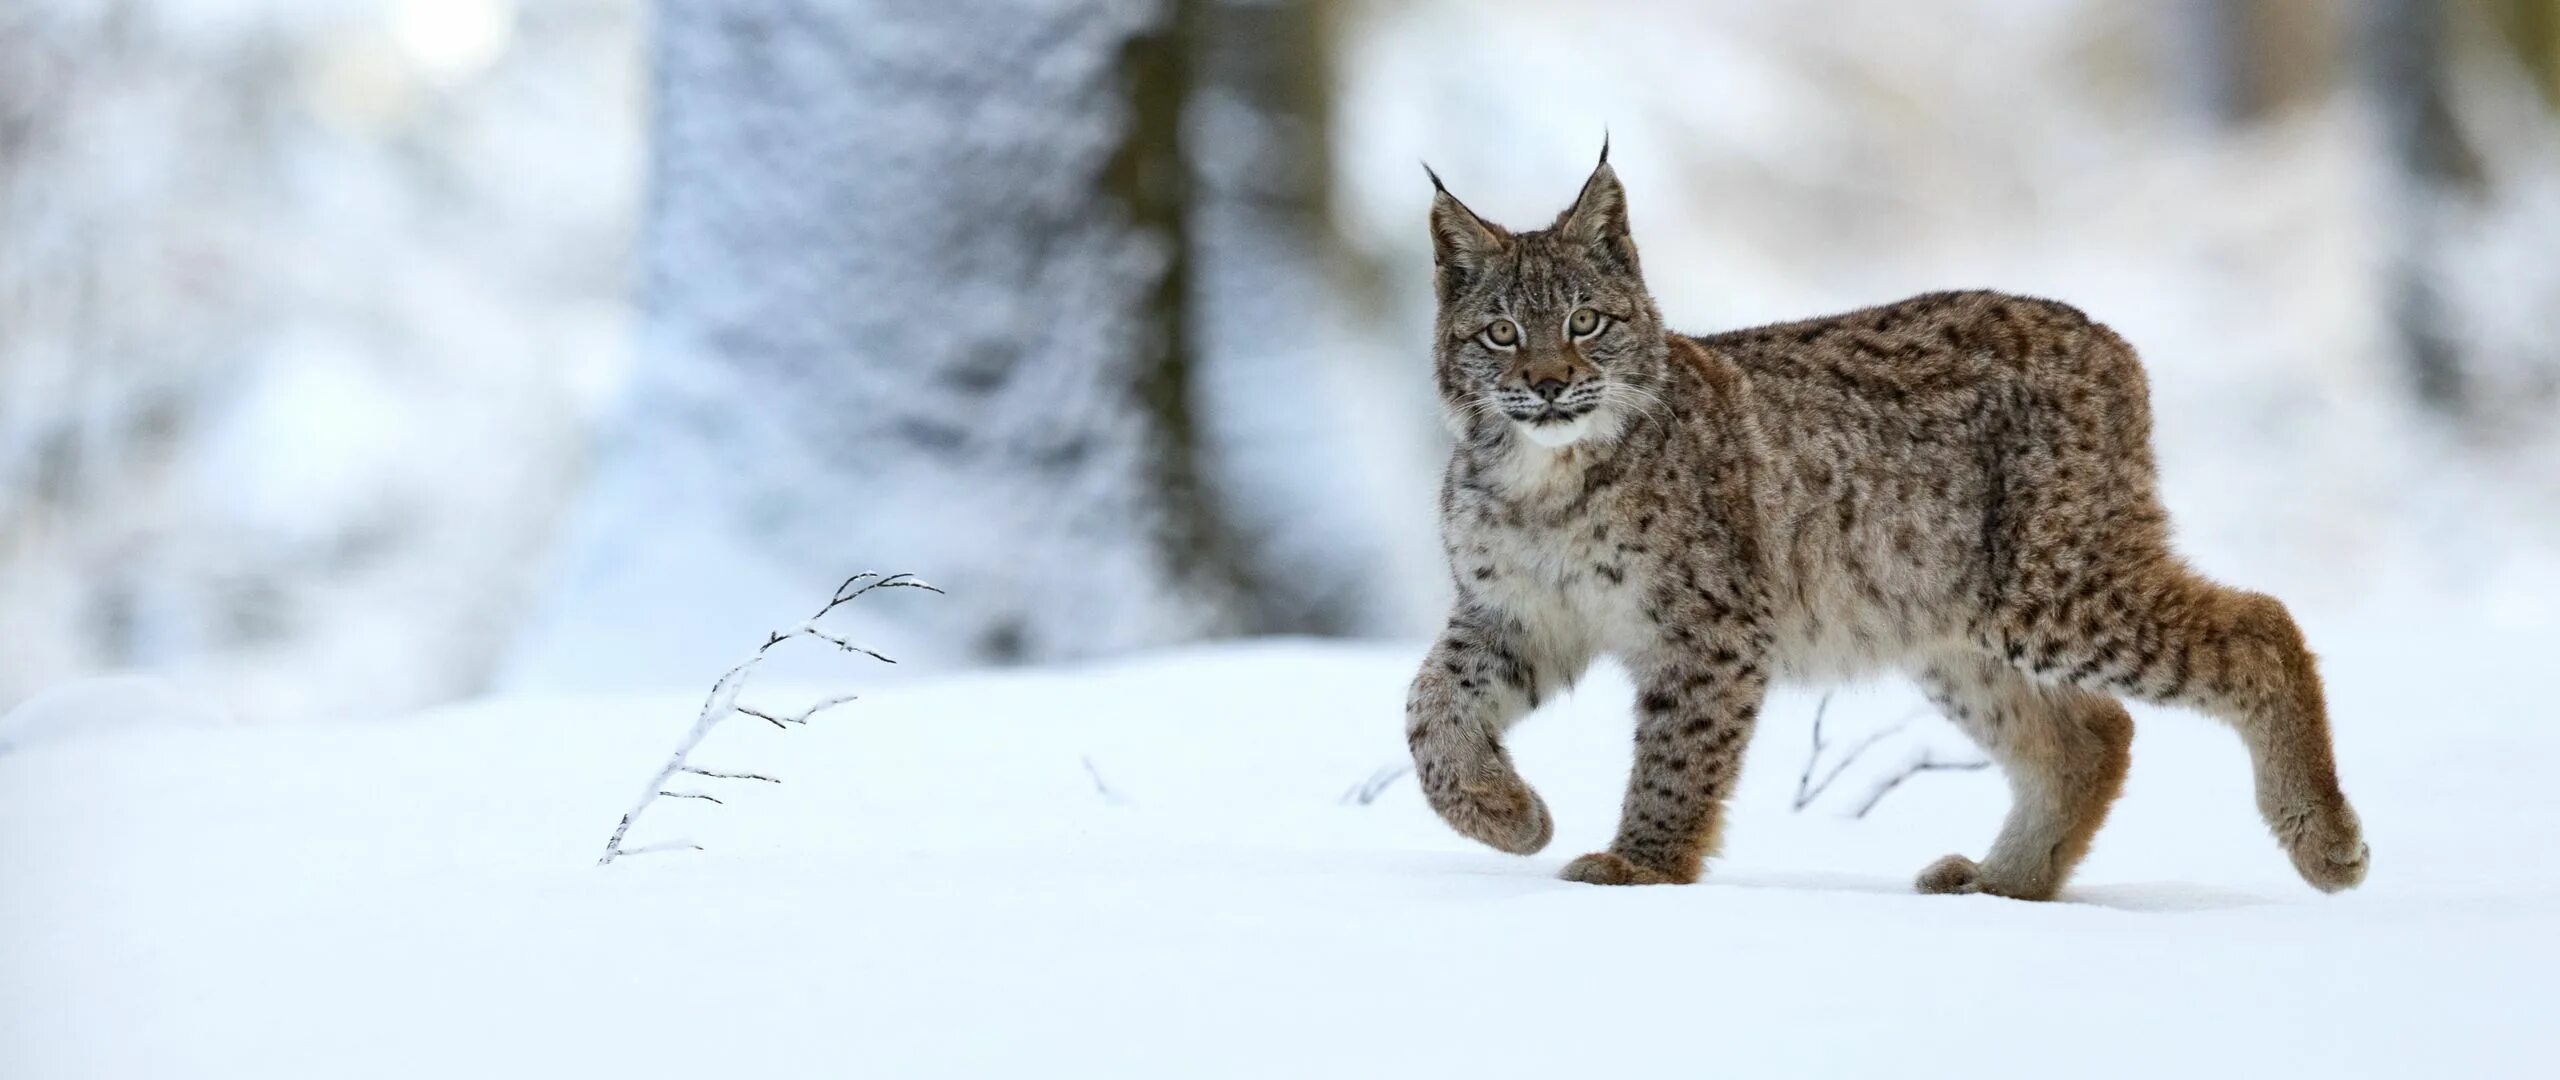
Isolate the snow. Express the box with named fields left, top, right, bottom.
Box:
left=0, top=673, right=235, bottom=757
left=7, top=602, right=2556, bottom=1078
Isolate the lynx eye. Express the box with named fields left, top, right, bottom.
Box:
left=1568, top=307, right=1604, bottom=338
left=1481, top=319, right=1520, bottom=349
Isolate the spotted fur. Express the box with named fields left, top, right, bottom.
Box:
left=1404, top=148, right=2368, bottom=897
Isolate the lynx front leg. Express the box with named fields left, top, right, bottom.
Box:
left=1560, top=648, right=1769, bottom=886
left=1408, top=606, right=1586, bottom=855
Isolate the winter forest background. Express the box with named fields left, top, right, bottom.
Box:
left=10, top=3, right=2560, bottom=1075
left=5, top=0, right=2559, bottom=723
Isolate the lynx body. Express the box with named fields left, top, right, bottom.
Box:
left=1404, top=149, right=2368, bottom=898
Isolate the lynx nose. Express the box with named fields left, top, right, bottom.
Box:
left=1531, top=378, right=1568, bottom=401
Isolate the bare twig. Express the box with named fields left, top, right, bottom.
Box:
left=1851, top=750, right=1993, bottom=819
left=734, top=693, right=858, bottom=729
left=797, top=628, right=897, bottom=664
left=682, top=766, right=781, bottom=783
left=597, top=572, right=939, bottom=866
left=1791, top=694, right=1978, bottom=816
left=1793, top=693, right=1830, bottom=795
left=1340, top=762, right=1411, bottom=806
left=752, top=693, right=862, bottom=727
left=1080, top=755, right=1127, bottom=805
left=1791, top=693, right=1912, bottom=811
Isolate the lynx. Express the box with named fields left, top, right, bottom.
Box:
left=1403, top=146, right=2368, bottom=898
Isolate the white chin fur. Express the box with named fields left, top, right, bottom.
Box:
left=1517, top=411, right=1597, bottom=448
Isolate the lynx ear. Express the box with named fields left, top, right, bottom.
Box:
left=1426, top=164, right=1508, bottom=301
left=1557, top=142, right=1638, bottom=275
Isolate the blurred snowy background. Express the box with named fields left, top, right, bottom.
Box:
left=5, top=0, right=2558, bottom=725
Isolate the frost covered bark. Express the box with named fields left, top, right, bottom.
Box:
left=521, top=0, right=1252, bottom=677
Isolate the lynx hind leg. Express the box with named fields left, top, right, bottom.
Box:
left=1912, top=653, right=2133, bottom=901
left=2022, top=574, right=2368, bottom=892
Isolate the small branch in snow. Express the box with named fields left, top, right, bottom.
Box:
left=682, top=766, right=780, bottom=784
left=796, top=628, right=898, bottom=664
left=737, top=693, right=860, bottom=729
left=1792, top=694, right=1978, bottom=816
left=737, top=707, right=793, bottom=729
left=1340, top=762, right=1410, bottom=806
left=596, top=572, right=939, bottom=866
left=1791, top=693, right=1910, bottom=811
left=1851, top=750, right=1992, bottom=819
left=1080, top=755, right=1128, bottom=805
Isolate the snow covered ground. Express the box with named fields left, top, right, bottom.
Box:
left=5, top=602, right=2556, bottom=1078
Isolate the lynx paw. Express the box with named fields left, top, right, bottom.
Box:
left=1430, top=772, right=1555, bottom=856
left=1914, top=853, right=1984, bottom=895
left=2277, top=798, right=2369, bottom=893
left=1914, top=854, right=2062, bottom=900
left=1557, top=851, right=1689, bottom=886
left=1914, top=854, right=2068, bottom=900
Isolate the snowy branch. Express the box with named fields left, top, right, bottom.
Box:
left=1851, top=750, right=1993, bottom=820
left=736, top=692, right=860, bottom=729
left=1080, top=755, right=1128, bottom=806
left=1790, top=693, right=1987, bottom=817
left=1340, top=762, right=1410, bottom=806
left=682, top=766, right=780, bottom=783
left=597, top=572, right=940, bottom=866
left=1792, top=693, right=1898, bottom=811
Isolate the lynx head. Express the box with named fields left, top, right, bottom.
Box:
left=1428, top=143, right=1664, bottom=450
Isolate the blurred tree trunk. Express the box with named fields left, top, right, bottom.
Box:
left=2498, top=0, right=2560, bottom=107
left=1188, top=0, right=1377, bottom=635
left=2365, top=0, right=2484, bottom=415
left=525, top=0, right=1250, bottom=676
left=2175, top=0, right=2532, bottom=417
left=1119, top=0, right=1253, bottom=647
left=2174, top=0, right=2341, bottom=124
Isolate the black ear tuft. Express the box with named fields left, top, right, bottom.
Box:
left=1558, top=151, right=1637, bottom=276
left=1423, top=161, right=1450, bottom=196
